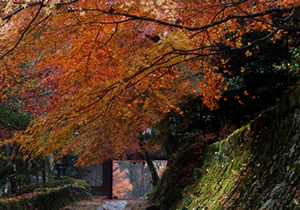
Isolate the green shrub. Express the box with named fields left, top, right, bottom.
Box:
left=30, top=184, right=91, bottom=210
left=42, top=177, right=76, bottom=188
left=16, top=184, right=36, bottom=195
left=178, top=195, right=193, bottom=210
left=73, top=179, right=92, bottom=193
left=40, top=177, right=91, bottom=194
left=193, top=168, right=201, bottom=180
left=0, top=199, right=22, bottom=210
left=0, top=182, right=92, bottom=210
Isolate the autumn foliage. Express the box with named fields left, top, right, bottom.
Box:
left=112, top=161, right=133, bottom=198
left=0, top=0, right=298, bottom=166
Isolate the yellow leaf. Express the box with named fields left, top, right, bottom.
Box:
left=245, top=50, right=252, bottom=57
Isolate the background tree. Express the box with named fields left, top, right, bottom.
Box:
left=112, top=161, right=133, bottom=198
left=0, top=103, right=36, bottom=195
left=0, top=67, right=55, bottom=195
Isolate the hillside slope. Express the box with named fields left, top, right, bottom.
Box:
left=149, top=84, right=299, bottom=209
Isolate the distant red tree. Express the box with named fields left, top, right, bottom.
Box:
left=113, top=161, right=133, bottom=198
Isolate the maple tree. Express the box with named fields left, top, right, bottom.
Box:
left=113, top=160, right=167, bottom=198
left=112, top=161, right=133, bottom=198
left=0, top=0, right=298, bottom=166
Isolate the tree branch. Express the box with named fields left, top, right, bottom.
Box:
left=82, top=5, right=299, bottom=31
left=0, top=4, right=43, bottom=60
left=1, top=0, right=79, bottom=21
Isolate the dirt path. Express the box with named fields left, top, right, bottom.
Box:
left=64, top=198, right=148, bottom=210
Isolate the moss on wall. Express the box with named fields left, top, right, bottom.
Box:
left=147, top=134, right=206, bottom=209
left=178, top=85, right=299, bottom=209
left=148, top=84, right=299, bottom=209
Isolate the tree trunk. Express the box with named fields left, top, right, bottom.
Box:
left=46, top=157, right=53, bottom=181
left=140, top=164, right=144, bottom=197
left=139, top=137, right=159, bottom=186
left=41, top=159, right=46, bottom=185
left=144, top=152, right=159, bottom=186
left=32, top=160, right=40, bottom=186
left=35, top=171, right=39, bottom=186
left=24, top=160, right=31, bottom=185
left=5, top=144, right=11, bottom=194
left=128, top=162, right=134, bottom=198
left=6, top=144, right=17, bottom=195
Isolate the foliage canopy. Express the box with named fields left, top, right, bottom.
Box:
left=0, top=0, right=299, bottom=166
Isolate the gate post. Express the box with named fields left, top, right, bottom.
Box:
left=103, top=160, right=113, bottom=199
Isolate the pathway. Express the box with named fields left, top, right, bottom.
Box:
left=64, top=198, right=148, bottom=210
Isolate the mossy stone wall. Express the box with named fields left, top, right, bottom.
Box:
left=178, top=85, right=299, bottom=209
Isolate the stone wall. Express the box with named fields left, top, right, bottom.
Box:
left=177, top=84, right=299, bottom=209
